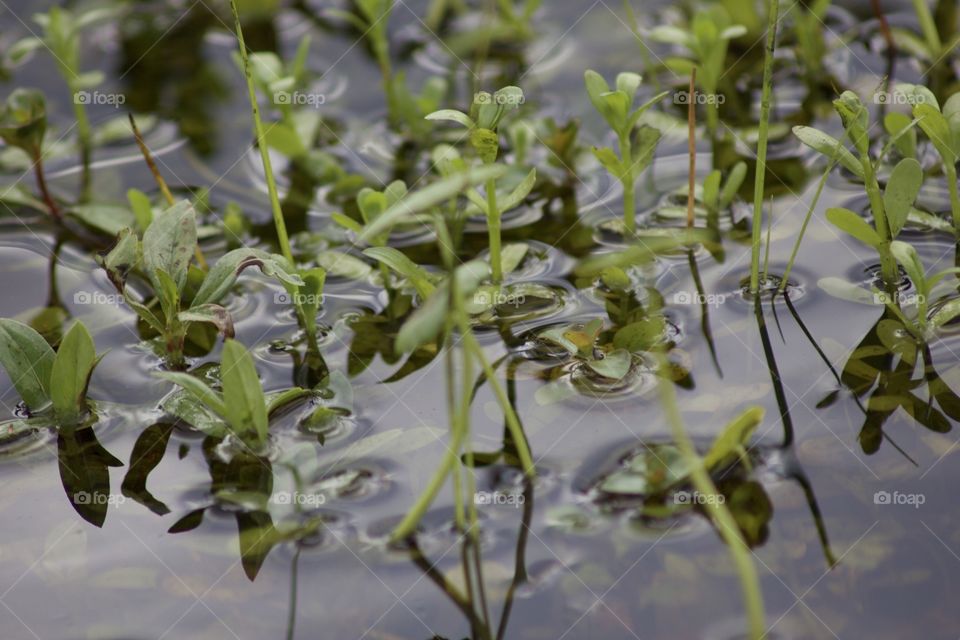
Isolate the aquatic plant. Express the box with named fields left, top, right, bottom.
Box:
left=794, top=91, right=923, bottom=290
left=748, top=0, right=780, bottom=295
left=99, top=200, right=303, bottom=368
left=647, top=7, right=746, bottom=137
left=892, top=84, right=960, bottom=234
left=14, top=7, right=120, bottom=199
left=583, top=70, right=665, bottom=235
left=156, top=339, right=311, bottom=451
left=425, top=86, right=532, bottom=282
left=0, top=88, right=59, bottom=218
left=0, top=319, right=99, bottom=426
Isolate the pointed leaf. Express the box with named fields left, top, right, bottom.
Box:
left=0, top=318, right=54, bottom=409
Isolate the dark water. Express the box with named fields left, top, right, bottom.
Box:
left=1, top=1, right=960, bottom=638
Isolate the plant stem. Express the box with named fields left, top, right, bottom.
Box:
left=228, top=0, right=294, bottom=265
left=486, top=176, right=503, bottom=282
left=779, top=154, right=838, bottom=293
left=618, top=131, right=635, bottom=234
left=687, top=69, right=697, bottom=229
left=460, top=329, right=535, bottom=475
left=31, top=146, right=61, bottom=220
left=129, top=114, right=208, bottom=270
left=749, top=0, right=779, bottom=294
left=654, top=352, right=765, bottom=639
left=69, top=85, right=92, bottom=202
left=946, top=164, right=960, bottom=232
left=911, top=0, right=942, bottom=53
left=862, top=159, right=899, bottom=288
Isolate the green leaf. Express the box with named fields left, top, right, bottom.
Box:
left=584, top=70, right=622, bottom=131
left=890, top=240, right=926, bottom=295
left=646, top=25, right=691, bottom=46
left=142, top=200, right=198, bottom=295
left=719, top=161, right=747, bottom=208
left=915, top=103, right=957, bottom=165
left=98, top=227, right=139, bottom=290
left=0, top=318, right=55, bottom=409
left=497, top=168, right=537, bottom=213
left=395, top=260, right=490, bottom=353
left=425, top=109, right=475, bottom=128
left=127, top=189, right=153, bottom=232
left=220, top=340, right=269, bottom=446
left=359, top=165, right=506, bottom=242
left=825, top=207, right=881, bottom=247
left=0, top=88, right=46, bottom=153
left=155, top=371, right=227, bottom=418
left=68, top=203, right=138, bottom=237
left=792, top=126, right=864, bottom=178
left=702, top=170, right=721, bottom=210
left=179, top=304, right=234, bottom=339
left=500, top=242, right=529, bottom=275
left=363, top=247, right=435, bottom=298
left=50, top=322, right=97, bottom=425
left=931, top=299, right=960, bottom=329
left=817, top=277, right=878, bottom=305
left=263, top=122, right=307, bottom=158
left=592, top=146, right=625, bottom=180
left=884, top=158, right=923, bottom=238
left=613, top=317, right=665, bottom=352
left=192, top=249, right=301, bottom=307
left=470, top=127, right=500, bottom=163
left=883, top=112, right=917, bottom=159
left=703, top=406, right=764, bottom=470
left=615, top=72, right=642, bottom=98
left=586, top=349, right=631, bottom=380
left=316, top=251, right=373, bottom=280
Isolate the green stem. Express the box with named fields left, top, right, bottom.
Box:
left=912, top=0, right=942, bottom=53
left=946, top=164, right=960, bottom=232
left=655, top=352, right=765, bottom=639
left=749, top=0, right=779, bottom=294
left=69, top=84, right=92, bottom=202
left=460, top=330, right=535, bottom=476
left=228, top=0, right=295, bottom=265
left=618, top=131, right=636, bottom=234
left=862, top=159, right=899, bottom=288
left=486, top=176, right=503, bottom=283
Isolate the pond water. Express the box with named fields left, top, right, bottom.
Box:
left=1, top=0, right=960, bottom=638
